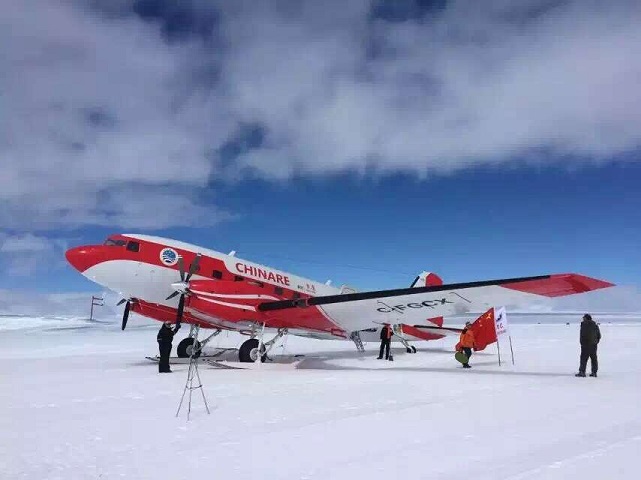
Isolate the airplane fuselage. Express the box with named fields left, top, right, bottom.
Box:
left=66, top=233, right=353, bottom=336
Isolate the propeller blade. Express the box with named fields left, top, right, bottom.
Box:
left=175, top=294, right=185, bottom=329
left=116, top=298, right=127, bottom=306
left=165, top=290, right=180, bottom=301
left=185, top=253, right=202, bottom=282
left=177, top=255, right=185, bottom=282
left=121, top=301, right=131, bottom=331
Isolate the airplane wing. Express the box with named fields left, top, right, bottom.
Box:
left=258, top=273, right=614, bottom=333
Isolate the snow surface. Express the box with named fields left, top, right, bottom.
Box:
left=1, top=316, right=640, bottom=480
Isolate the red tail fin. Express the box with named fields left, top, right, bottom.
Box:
left=422, top=273, right=444, bottom=326
left=411, top=271, right=443, bottom=288
left=424, top=272, right=442, bottom=287
left=470, top=308, right=498, bottom=351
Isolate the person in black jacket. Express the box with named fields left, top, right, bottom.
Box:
left=377, top=323, right=393, bottom=360
left=157, top=321, right=180, bottom=373
left=576, top=313, right=601, bottom=377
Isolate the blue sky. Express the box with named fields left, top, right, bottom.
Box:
left=1, top=0, right=641, bottom=311
left=7, top=159, right=640, bottom=295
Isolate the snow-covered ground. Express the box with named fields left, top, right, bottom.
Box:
left=1, top=316, right=640, bottom=480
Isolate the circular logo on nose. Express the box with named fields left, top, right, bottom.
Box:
left=160, top=248, right=179, bottom=266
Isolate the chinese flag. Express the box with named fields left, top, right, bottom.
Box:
left=470, top=307, right=498, bottom=351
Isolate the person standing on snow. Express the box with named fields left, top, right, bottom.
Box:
left=377, top=323, right=393, bottom=360
left=457, top=321, right=476, bottom=368
left=576, top=313, right=601, bottom=377
left=157, top=321, right=180, bottom=373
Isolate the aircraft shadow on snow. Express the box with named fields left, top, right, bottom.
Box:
left=131, top=344, right=573, bottom=378
left=289, top=349, right=573, bottom=377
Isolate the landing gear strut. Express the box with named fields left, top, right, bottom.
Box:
left=349, top=331, right=365, bottom=352
left=393, top=324, right=418, bottom=354
left=176, top=326, right=222, bottom=358
left=177, top=337, right=201, bottom=358
left=239, top=338, right=265, bottom=363
left=238, top=327, right=288, bottom=362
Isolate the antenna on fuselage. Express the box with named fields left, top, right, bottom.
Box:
left=228, top=250, right=236, bottom=256
left=325, top=280, right=332, bottom=285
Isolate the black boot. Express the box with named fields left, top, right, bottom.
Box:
left=589, top=372, right=597, bottom=377
left=575, top=372, right=586, bottom=377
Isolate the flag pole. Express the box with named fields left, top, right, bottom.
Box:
left=493, top=307, right=501, bottom=366
left=508, top=335, right=515, bottom=365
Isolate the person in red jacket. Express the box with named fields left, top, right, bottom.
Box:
left=377, top=323, right=393, bottom=360
left=457, top=321, right=476, bottom=368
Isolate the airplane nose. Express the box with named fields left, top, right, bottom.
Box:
left=65, top=246, right=106, bottom=273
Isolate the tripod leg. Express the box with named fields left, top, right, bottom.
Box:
left=176, top=325, right=211, bottom=419
left=175, top=360, right=192, bottom=417
left=195, top=363, right=211, bottom=414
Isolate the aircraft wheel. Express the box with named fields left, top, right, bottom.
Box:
left=406, top=347, right=413, bottom=353
left=177, top=338, right=202, bottom=358
left=239, top=338, right=266, bottom=363
left=411, top=346, right=417, bottom=353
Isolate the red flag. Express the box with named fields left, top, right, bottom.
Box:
left=470, top=308, right=498, bottom=351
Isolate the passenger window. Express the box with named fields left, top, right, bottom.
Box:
left=126, top=241, right=140, bottom=252
left=234, top=275, right=243, bottom=282
left=274, top=287, right=283, bottom=295
left=292, top=292, right=301, bottom=300
left=212, top=270, right=223, bottom=279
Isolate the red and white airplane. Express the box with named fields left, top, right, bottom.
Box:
left=65, top=234, right=614, bottom=362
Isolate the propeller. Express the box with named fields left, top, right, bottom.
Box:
left=166, top=255, right=187, bottom=301
left=165, top=253, right=202, bottom=329
left=117, top=298, right=134, bottom=330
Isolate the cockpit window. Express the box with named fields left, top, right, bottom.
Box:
left=104, top=238, right=126, bottom=247
left=126, top=241, right=140, bottom=252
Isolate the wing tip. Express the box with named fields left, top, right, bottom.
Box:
left=503, top=273, right=615, bottom=297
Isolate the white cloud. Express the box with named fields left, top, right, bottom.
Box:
left=0, top=233, right=69, bottom=277
left=0, top=234, right=52, bottom=253
left=223, top=0, right=641, bottom=177
left=541, top=285, right=641, bottom=313
left=0, top=0, right=231, bottom=230
left=504, top=285, right=641, bottom=313
left=2, top=0, right=641, bottom=232
left=0, top=288, right=124, bottom=319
